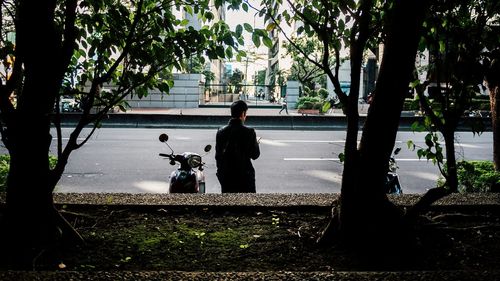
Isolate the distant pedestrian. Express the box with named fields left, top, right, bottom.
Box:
left=216, top=100, right=260, bottom=193
left=279, top=98, right=288, bottom=114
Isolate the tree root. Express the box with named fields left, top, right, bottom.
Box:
left=53, top=205, right=85, bottom=244
left=404, top=186, right=452, bottom=222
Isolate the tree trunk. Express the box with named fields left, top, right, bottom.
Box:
left=490, top=86, right=499, bottom=171
left=1, top=1, right=74, bottom=267
left=486, top=53, right=500, bottom=171
left=3, top=117, right=58, bottom=265
left=443, top=129, right=458, bottom=192
left=319, top=0, right=429, bottom=249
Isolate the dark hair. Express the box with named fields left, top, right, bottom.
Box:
left=230, top=100, right=248, bottom=118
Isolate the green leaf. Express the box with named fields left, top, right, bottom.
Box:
left=262, top=36, right=273, bottom=48
left=338, top=153, right=345, bottom=163
left=242, top=3, right=248, bottom=12
left=417, top=149, right=424, bottom=159
left=243, top=23, right=253, bottom=33
left=223, top=33, right=235, bottom=46
left=266, top=23, right=276, bottom=32
left=235, top=24, right=243, bottom=37
left=407, top=140, right=415, bottom=150
left=252, top=33, right=261, bottom=48
left=439, top=40, right=446, bottom=53
left=215, top=46, right=225, bottom=58
left=225, top=47, right=233, bottom=58
left=338, top=19, right=345, bottom=31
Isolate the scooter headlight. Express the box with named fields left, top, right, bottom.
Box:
left=187, top=155, right=202, bottom=168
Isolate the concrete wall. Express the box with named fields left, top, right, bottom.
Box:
left=326, top=60, right=365, bottom=100
left=125, top=73, right=203, bottom=108
left=286, top=81, right=300, bottom=109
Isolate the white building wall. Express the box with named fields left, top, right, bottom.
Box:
left=286, top=80, right=300, bottom=109
left=125, top=73, right=203, bottom=108
left=326, top=60, right=364, bottom=100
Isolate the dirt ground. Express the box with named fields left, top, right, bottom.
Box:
left=6, top=204, right=498, bottom=273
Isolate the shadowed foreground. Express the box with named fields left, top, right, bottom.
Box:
left=0, top=193, right=499, bottom=280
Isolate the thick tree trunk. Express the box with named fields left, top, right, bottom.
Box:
left=3, top=117, right=58, bottom=265
left=319, top=0, right=429, bottom=249
left=1, top=1, right=79, bottom=267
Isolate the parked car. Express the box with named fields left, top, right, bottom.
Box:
left=59, top=98, right=81, bottom=112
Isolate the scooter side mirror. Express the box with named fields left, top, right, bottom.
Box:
left=159, top=133, right=169, bottom=143
left=204, top=144, right=212, bottom=153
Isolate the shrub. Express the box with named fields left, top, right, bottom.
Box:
left=457, top=161, right=500, bottom=192
left=470, top=98, right=491, bottom=111
left=444, top=160, right=500, bottom=193
left=296, top=96, right=322, bottom=109
left=403, top=98, right=420, bottom=111
left=312, top=102, right=323, bottom=110
left=0, top=155, right=9, bottom=192
left=317, top=88, right=329, bottom=100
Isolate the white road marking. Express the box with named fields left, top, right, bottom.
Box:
left=273, top=140, right=344, bottom=143
left=284, top=158, right=340, bottom=161
left=284, top=158, right=437, bottom=161
left=53, top=137, right=86, bottom=141
left=270, top=140, right=403, bottom=143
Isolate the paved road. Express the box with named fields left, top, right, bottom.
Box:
left=52, top=128, right=493, bottom=194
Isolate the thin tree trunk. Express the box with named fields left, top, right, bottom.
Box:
left=443, top=129, right=458, bottom=192
left=490, top=86, right=499, bottom=171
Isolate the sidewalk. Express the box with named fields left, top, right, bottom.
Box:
left=124, top=104, right=370, bottom=116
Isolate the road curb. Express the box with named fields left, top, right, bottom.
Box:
left=59, top=113, right=492, bottom=131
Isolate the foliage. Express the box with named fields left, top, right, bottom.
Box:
left=284, top=37, right=328, bottom=89
left=186, top=57, right=207, bottom=74
left=0, top=155, right=9, bottom=192
left=407, top=131, right=444, bottom=165
left=438, top=161, right=500, bottom=193
left=0, top=0, right=252, bottom=256
left=296, top=96, right=323, bottom=110
left=256, top=69, right=267, bottom=85
left=317, top=88, right=329, bottom=100
left=0, top=0, right=244, bottom=184
left=410, top=0, right=500, bottom=191
left=296, top=85, right=330, bottom=111
left=403, top=98, right=420, bottom=111
left=229, top=68, right=245, bottom=93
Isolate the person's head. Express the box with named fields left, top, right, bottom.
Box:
left=231, top=100, right=248, bottom=120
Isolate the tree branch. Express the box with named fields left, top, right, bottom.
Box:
left=416, top=82, right=445, bottom=132
left=99, top=0, right=144, bottom=84
left=59, top=0, right=78, bottom=79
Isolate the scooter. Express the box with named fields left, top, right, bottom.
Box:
left=385, top=147, right=403, bottom=194
left=158, top=133, right=212, bottom=193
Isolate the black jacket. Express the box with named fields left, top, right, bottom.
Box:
left=215, top=118, right=260, bottom=193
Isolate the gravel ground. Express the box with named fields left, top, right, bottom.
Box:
left=1, top=192, right=498, bottom=207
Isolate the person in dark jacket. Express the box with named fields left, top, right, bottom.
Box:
left=216, top=100, right=260, bottom=193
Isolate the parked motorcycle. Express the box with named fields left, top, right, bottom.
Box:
left=385, top=147, right=403, bottom=194
left=158, top=133, right=212, bottom=193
